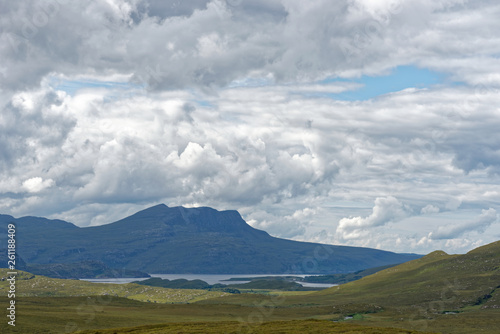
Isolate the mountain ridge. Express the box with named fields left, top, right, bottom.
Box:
left=0, top=204, right=421, bottom=274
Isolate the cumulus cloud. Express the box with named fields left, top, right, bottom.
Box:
left=0, top=0, right=500, bottom=254
left=421, top=204, right=440, bottom=214
left=246, top=207, right=317, bottom=239
left=22, top=177, right=55, bottom=193
left=336, top=197, right=409, bottom=240
left=2, top=0, right=500, bottom=92
left=429, top=208, right=499, bottom=240
left=0, top=80, right=499, bottom=253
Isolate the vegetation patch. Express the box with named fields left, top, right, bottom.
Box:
left=133, top=277, right=241, bottom=293
left=74, top=319, right=437, bottom=334
left=0, top=269, right=228, bottom=303
left=301, top=264, right=400, bottom=284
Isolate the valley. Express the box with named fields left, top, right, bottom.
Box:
left=1, top=206, right=499, bottom=333
left=0, top=240, right=499, bottom=333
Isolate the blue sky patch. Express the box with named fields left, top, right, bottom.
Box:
left=329, top=66, right=443, bottom=101
left=49, top=77, right=143, bottom=96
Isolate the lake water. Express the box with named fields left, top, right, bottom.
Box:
left=81, top=274, right=337, bottom=288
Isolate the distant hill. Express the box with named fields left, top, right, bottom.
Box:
left=300, top=263, right=399, bottom=284
left=307, top=240, right=500, bottom=310
left=134, top=277, right=211, bottom=289
left=0, top=204, right=420, bottom=274
left=0, top=253, right=149, bottom=279
left=196, top=240, right=500, bottom=333
left=25, top=260, right=150, bottom=279
left=133, top=277, right=243, bottom=293
left=0, top=248, right=28, bottom=271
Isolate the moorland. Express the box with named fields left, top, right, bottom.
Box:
left=0, top=240, right=499, bottom=333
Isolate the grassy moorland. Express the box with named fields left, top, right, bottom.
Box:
left=1, top=241, right=499, bottom=333
left=310, top=240, right=500, bottom=309
left=75, top=319, right=437, bottom=334
left=0, top=295, right=436, bottom=334
left=197, top=240, right=500, bottom=334
left=0, top=269, right=228, bottom=303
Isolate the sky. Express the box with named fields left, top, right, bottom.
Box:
left=1, top=0, right=499, bottom=255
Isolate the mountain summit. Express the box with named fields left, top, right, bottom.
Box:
left=109, top=204, right=266, bottom=235
left=0, top=205, right=420, bottom=274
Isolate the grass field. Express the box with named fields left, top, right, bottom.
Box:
left=0, top=269, right=228, bottom=303
left=1, top=241, right=499, bottom=333
left=75, top=319, right=438, bottom=334
left=2, top=294, right=498, bottom=334
left=0, top=296, right=348, bottom=333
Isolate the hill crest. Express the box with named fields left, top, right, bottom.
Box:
left=0, top=204, right=421, bottom=274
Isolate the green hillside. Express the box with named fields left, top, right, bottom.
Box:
left=309, top=240, right=500, bottom=310
left=133, top=277, right=212, bottom=289
left=300, top=263, right=400, bottom=284
left=1, top=241, right=499, bottom=333
left=0, top=269, right=228, bottom=303
left=196, top=240, right=500, bottom=333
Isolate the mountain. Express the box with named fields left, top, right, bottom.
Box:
left=24, top=261, right=150, bottom=279
left=0, top=204, right=420, bottom=274
left=0, top=248, right=28, bottom=271
left=306, top=240, right=500, bottom=310
left=0, top=249, right=149, bottom=279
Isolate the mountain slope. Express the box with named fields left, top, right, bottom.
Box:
left=196, top=240, right=500, bottom=334
left=304, top=240, right=500, bottom=310
left=0, top=204, right=420, bottom=274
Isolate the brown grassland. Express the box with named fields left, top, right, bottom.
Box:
left=1, top=241, right=499, bottom=333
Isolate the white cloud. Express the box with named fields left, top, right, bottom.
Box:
left=22, top=177, right=55, bottom=193
left=0, top=81, right=499, bottom=255
left=246, top=207, right=317, bottom=239
left=429, top=208, right=499, bottom=240
left=336, top=197, right=409, bottom=240
left=1, top=0, right=498, bottom=92
left=0, top=0, right=500, bottom=255
left=421, top=204, right=440, bottom=214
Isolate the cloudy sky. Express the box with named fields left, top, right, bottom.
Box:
left=1, top=0, right=499, bottom=254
